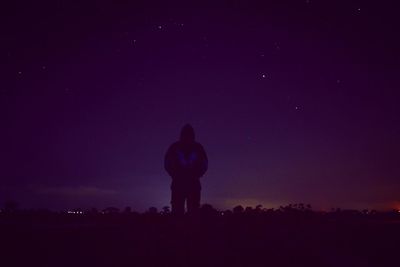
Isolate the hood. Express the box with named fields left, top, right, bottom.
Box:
left=180, top=124, right=195, bottom=143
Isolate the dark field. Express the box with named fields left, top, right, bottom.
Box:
left=1, top=209, right=399, bottom=267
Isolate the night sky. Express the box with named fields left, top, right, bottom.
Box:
left=1, top=1, right=399, bottom=211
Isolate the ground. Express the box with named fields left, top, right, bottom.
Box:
left=1, top=211, right=399, bottom=267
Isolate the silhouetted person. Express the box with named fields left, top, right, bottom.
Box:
left=164, top=124, right=208, bottom=215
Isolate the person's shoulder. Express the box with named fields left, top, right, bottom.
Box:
left=194, top=142, right=205, bottom=150
left=167, top=141, right=180, bottom=151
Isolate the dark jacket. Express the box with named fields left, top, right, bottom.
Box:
left=164, top=141, right=208, bottom=179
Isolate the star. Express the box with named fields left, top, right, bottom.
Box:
left=157, top=25, right=163, bottom=30
left=262, top=74, right=267, bottom=78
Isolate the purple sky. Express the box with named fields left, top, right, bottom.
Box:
left=1, top=1, right=399, bottom=211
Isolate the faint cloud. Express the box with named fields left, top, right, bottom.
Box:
left=34, top=186, right=117, bottom=197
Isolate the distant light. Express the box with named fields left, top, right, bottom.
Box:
left=158, top=25, right=162, bottom=29
left=18, top=71, right=22, bottom=75
left=262, top=74, right=266, bottom=78
left=398, top=210, right=400, bottom=213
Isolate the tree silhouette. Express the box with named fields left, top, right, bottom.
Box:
left=147, top=207, right=158, bottom=214
left=4, top=200, right=19, bottom=213
left=103, top=207, right=120, bottom=214
left=233, top=205, right=244, bottom=214
left=162, top=206, right=170, bottom=214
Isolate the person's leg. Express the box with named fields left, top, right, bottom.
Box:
left=187, top=180, right=201, bottom=214
left=171, top=181, right=185, bottom=215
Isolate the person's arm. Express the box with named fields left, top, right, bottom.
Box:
left=198, top=144, right=208, bottom=177
left=164, top=145, right=175, bottom=177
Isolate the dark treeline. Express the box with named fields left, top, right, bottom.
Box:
left=1, top=200, right=400, bottom=218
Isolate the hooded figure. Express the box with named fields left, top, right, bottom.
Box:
left=164, top=124, right=208, bottom=215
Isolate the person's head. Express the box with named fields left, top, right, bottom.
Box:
left=180, top=124, right=195, bottom=143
